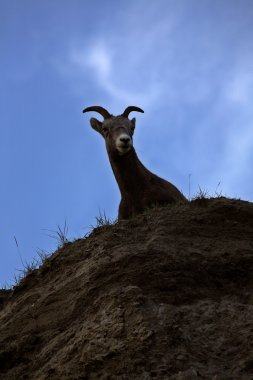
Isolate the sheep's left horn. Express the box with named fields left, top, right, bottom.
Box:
left=121, top=106, right=144, bottom=118
left=82, top=106, right=111, bottom=119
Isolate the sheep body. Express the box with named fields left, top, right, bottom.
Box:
left=83, top=106, right=187, bottom=220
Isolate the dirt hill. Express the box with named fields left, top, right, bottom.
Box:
left=1, top=197, right=253, bottom=380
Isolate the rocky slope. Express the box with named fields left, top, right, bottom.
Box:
left=1, top=197, right=253, bottom=379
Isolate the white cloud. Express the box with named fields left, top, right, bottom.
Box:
left=71, top=42, right=111, bottom=78
left=55, top=0, right=253, bottom=199
left=68, top=39, right=162, bottom=109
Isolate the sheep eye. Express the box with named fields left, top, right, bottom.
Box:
left=102, top=127, right=109, bottom=134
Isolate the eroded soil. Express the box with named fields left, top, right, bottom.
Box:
left=1, top=198, right=253, bottom=379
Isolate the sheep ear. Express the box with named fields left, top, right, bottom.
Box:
left=90, top=117, right=103, bottom=135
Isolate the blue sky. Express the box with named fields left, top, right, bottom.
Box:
left=1, top=0, right=253, bottom=285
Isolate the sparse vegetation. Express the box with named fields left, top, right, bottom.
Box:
left=94, top=209, right=116, bottom=228
left=192, top=186, right=210, bottom=200
left=8, top=214, right=116, bottom=289
left=8, top=222, right=70, bottom=289
left=214, top=181, right=223, bottom=197
left=36, top=248, right=50, bottom=264
left=44, top=219, right=69, bottom=248
left=13, top=258, right=38, bottom=287
left=11, top=249, right=52, bottom=288
left=191, top=182, right=227, bottom=201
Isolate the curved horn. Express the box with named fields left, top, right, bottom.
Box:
left=82, top=106, right=111, bottom=119
left=121, top=106, right=144, bottom=118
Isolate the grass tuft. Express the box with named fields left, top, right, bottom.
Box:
left=43, top=219, right=69, bottom=248
left=94, top=209, right=115, bottom=228
left=192, top=186, right=210, bottom=200
left=36, top=248, right=50, bottom=264
left=13, top=257, right=38, bottom=287
left=11, top=222, right=69, bottom=289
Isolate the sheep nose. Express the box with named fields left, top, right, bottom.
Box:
left=120, top=136, right=130, bottom=143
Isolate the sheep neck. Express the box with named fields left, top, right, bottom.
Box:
left=108, top=148, right=150, bottom=196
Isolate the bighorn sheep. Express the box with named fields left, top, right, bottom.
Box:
left=83, top=106, right=187, bottom=220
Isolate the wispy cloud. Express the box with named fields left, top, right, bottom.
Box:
left=57, top=2, right=179, bottom=109
left=54, top=0, right=253, bottom=198
left=71, top=42, right=111, bottom=78
left=67, top=39, right=162, bottom=108
left=63, top=4, right=252, bottom=111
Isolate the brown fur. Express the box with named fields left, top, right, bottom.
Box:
left=83, top=107, right=187, bottom=220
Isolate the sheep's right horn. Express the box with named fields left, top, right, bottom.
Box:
left=121, top=106, right=144, bottom=118
left=82, top=106, right=111, bottom=119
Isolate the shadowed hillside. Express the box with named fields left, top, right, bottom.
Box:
left=1, top=198, right=253, bottom=379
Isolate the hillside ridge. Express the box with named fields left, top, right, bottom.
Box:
left=1, top=197, right=253, bottom=379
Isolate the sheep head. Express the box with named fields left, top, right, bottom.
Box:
left=83, top=106, right=144, bottom=156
